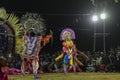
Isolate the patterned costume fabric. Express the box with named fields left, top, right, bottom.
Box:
left=23, top=36, right=39, bottom=57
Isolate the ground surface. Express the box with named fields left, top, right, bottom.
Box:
left=9, top=72, right=120, bottom=80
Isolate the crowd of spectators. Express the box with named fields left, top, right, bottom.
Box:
left=1, top=47, right=120, bottom=74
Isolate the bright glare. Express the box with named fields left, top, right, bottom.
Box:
left=92, top=15, right=98, bottom=21
left=100, top=13, right=106, bottom=19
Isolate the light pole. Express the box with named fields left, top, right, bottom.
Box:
left=100, top=13, right=106, bottom=53
left=92, top=15, right=98, bottom=52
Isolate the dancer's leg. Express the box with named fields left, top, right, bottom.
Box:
left=73, top=64, right=76, bottom=74
left=63, top=63, right=67, bottom=75
left=32, top=59, right=39, bottom=78
left=21, top=61, right=25, bottom=76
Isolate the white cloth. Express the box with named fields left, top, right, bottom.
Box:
left=32, top=59, right=39, bottom=74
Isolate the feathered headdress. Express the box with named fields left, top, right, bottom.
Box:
left=21, top=13, right=45, bottom=36
left=0, top=8, right=22, bottom=54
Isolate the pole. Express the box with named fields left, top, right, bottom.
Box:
left=103, top=20, right=106, bottom=53
left=93, top=22, right=96, bottom=52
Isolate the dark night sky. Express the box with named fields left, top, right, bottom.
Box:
left=1, top=0, right=120, bottom=52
